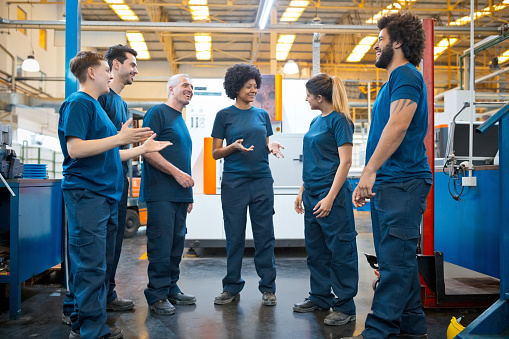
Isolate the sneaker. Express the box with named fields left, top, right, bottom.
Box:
left=149, top=299, right=175, bottom=315
left=214, top=291, right=240, bottom=305
left=106, top=298, right=135, bottom=311
left=261, top=292, right=277, bottom=306
left=324, top=311, right=356, bottom=326
left=69, top=327, right=124, bottom=339
left=168, top=292, right=196, bottom=305
left=292, top=298, right=325, bottom=313
left=62, top=313, right=71, bottom=325
left=341, top=336, right=364, bottom=339
left=397, top=334, right=427, bottom=338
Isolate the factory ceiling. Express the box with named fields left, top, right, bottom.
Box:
left=3, top=0, right=509, bottom=96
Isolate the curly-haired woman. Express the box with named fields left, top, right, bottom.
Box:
left=211, top=63, right=283, bottom=306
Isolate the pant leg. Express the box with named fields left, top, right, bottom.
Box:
left=144, top=201, right=183, bottom=305
left=107, top=177, right=129, bottom=303
left=324, top=184, right=358, bottom=315
left=248, top=177, right=276, bottom=294
left=169, top=202, right=188, bottom=296
left=302, top=190, right=334, bottom=310
left=64, top=189, right=111, bottom=339
left=363, top=179, right=431, bottom=339
left=221, top=177, right=250, bottom=294
left=63, top=223, right=75, bottom=319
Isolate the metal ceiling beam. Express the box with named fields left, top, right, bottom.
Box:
left=0, top=18, right=502, bottom=35
left=144, top=1, right=179, bottom=74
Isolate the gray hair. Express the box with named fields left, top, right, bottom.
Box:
left=167, top=74, right=192, bottom=95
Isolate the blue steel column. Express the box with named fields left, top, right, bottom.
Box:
left=500, top=119, right=509, bottom=302
left=65, top=0, right=81, bottom=98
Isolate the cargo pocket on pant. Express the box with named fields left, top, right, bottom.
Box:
left=385, top=226, right=420, bottom=266
left=335, top=231, right=358, bottom=259
left=68, top=235, right=95, bottom=269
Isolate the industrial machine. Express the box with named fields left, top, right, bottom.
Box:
left=0, top=122, right=23, bottom=181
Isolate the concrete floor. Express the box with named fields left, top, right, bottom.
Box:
left=0, top=211, right=492, bottom=338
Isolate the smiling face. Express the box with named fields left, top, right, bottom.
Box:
left=305, top=88, right=320, bottom=110
left=116, top=52, right=138, bottom=86
left=93, top=60, right=113, bottom=95
left=170, top=76, right=194, bottom=107
left=236, top=79, right=258, bottom=105
left=374, top=28, right=395, bottom=69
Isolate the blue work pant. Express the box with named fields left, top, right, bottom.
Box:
left=144, top=201, right=188, bottom=305
left=303, top=183, right=358, bottom=315
left=221, top=176, right=276, bottom=294
left=63, top=189, right=117, bottom=339
left=363, top=178, right=431, bottom=338
left=63, top=179, right=127, bottom=315
left=106, top=177, right=129, bottom=303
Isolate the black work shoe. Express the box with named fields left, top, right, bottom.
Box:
left=262, top=292, right=277, bottom=306
left=149, top=299, right=175, bottom=315
left=168, top=292, right=196, bottom=305
left=292, top=298, right=325, bottom=313
left=106, top=298, right=135, bottom=311
left=69, top=327, right=124, bottom=339
left=324, top=311, right=356, bottom=326
left=214, top=291, right=240, bottom=305
left=397, top=334, right=428, bottom=338
left=107, top=326, right=124, bottom=339
left=62, top=313, right=71, bottom=325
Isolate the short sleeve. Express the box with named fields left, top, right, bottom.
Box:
left=264, top=111, right=273, bottom=137
left=211, top=111, right=225, bottom=139
left=390, top=67, right=422, bottom=103
left=143, top=107, right=162, bottom=139
left=333, top=114, right=353, bottom=147
left=62, top=101, right=92, bottom=140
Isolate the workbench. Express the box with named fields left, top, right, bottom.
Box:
left=0, top=179, right=64, bottom=319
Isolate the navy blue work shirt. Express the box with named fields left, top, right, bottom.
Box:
left=58, top=91, right=123, bottom=202
left=303, top=111, right=354, bottom=195
left=98, top=88, right=129, bottom=176
left=366, top=63, right=433, bottom=183
left=140, top=104, right=193, bottom=203
left=211, top=105, right=273, bottom=179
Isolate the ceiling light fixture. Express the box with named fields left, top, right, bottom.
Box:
left=22, top=55, right=40, bottom=72
left=346, top=36, right=378, bottom=62
left=256, top=0, right=275, bottom=29
left=280, top=0, right=310, bottom=22
left=284, top=60, right=299, bottom=74
left=22, top=5, right=39, bottom=72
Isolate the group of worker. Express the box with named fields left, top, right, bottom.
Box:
left=58, top=11, right=431, bottom=339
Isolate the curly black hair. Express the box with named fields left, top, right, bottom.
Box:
left=223, top=63, right=262, bottom=100
left=378, top=12, right=426, bottom=67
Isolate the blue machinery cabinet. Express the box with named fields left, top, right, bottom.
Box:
left=0, top=179, right=64, bottom=319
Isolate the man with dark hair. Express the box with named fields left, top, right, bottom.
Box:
left=62, top=45, right=139, bottom=324
left=346, top=12, right=432, bottom=339
left=59, top=50, right=170, bottom=339
left=141, top=74, right=196, bottom=315
left=100, top=44, right=138, bottom=312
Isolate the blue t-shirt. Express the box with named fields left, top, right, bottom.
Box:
left=98, top=89, right=129, bottom=176
left=303, top=112, right=354, bottom=195
left=58, top=91, right=123, bottom=201
left=366, top=63, right=433, bottom=183
left=140, top=104, right=193, bottom=203
left=211, top=105, right=273, bottom=179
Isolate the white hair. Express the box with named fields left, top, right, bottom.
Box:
left=167, top=74, right=192, bottom=95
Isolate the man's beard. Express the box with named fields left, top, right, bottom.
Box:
left=375, top=44, right=394, bottom=69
